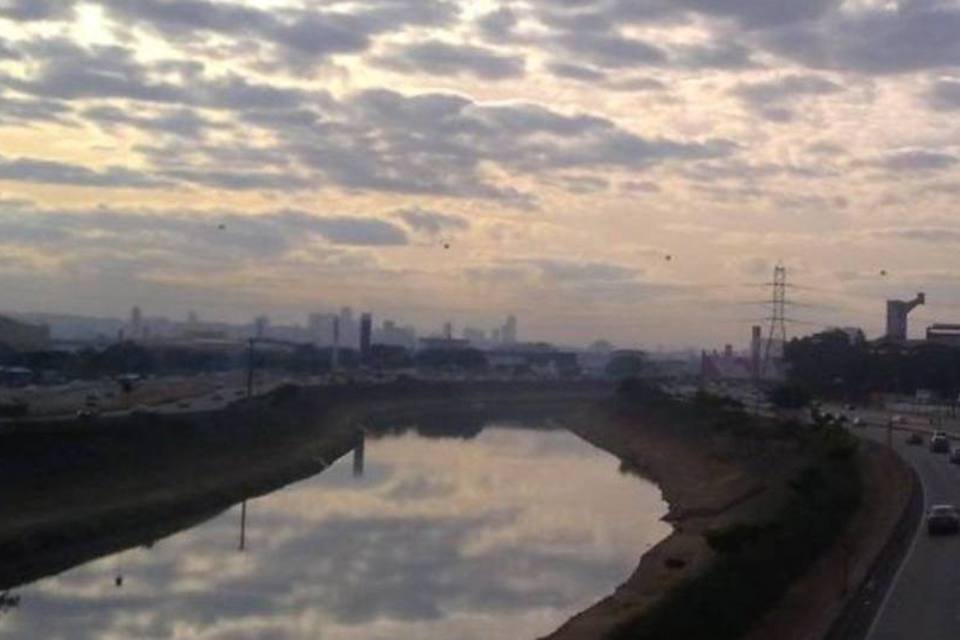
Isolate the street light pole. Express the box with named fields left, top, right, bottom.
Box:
left=246, top=338, right=254, bottom=399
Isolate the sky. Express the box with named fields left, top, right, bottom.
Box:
left=2, top=0, right=960, bottom=347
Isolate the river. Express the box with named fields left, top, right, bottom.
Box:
left=0, top=420, right=670, bottom=639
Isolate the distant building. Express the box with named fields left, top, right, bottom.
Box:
left=0, top=316, right=51, bottom=352
left=927, top=324, right=960, bottom=347
left=463, top=327, right=487, bottom=345
left=418, top=337, right=471, bottom=351
left=502, top=315, right=517, bottom=344
left=488, top=343, right=578, bottom=377
left=886, top=293, right=925, bottom=341
left=360, top=313, right=373, bottom=363
left=129, top=306, right=143, bottom=341
left=379, top=320, right=417, bottom=350
left=254, top=315, right=270, bottom=338
left=443, top=321, right=453, bottom=341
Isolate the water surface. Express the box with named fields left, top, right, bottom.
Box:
left=0, top=422, right=670, bottom=639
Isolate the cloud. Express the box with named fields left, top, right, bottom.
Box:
left=552, top=31, right=668, bottom=68
left=477, top=6, right=519, bottom=42
left=397, top=207, right=470, bottom=235
left=302, top=214, right=409, bottom=246
left=92, top=0, right=460, bottom=68
left=545, top=61, right=608, bottom=82
left=732, top=74, right=843, bottom=120
left=927, top=79, right=960, bottom=110
left=0, top=0, right=76, bottom=22
left=0, top=155, right=169, bottom=188
left=374, top=40, right=525, bottom=79
left=534, top=259, right=639, bottom=283
left=758, top=2, right=960, bottom=74
left=873, top=150, right=958, bottom=172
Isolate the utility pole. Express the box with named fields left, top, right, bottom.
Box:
left=246, top=338, right=255, bottom=399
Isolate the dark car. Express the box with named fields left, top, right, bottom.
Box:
left=950, top=448, right=960, bottom=465
left=906, top=432, right=923, bottom=445
left=928, top=505, right=960, bottom=535
left=931, top=434, right=950, bottom=453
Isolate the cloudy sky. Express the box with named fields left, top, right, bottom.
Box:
left=2, top=0, right=960, bottom=347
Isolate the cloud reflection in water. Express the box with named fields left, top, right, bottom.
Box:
left=0, top=424, right=670, bottom=640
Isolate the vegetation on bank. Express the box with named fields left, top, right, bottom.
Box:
left=611, top=379, right=862, bottom=640
left=784, top=328, right=960, bottom=400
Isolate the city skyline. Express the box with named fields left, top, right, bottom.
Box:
left=4, top=2, right=960, bottom=345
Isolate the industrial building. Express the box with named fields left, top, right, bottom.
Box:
left=885, top=293, right=925, bottom=341
left=926, top=324, right=960, bottom=347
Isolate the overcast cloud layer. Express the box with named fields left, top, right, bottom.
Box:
left=2, top=0, right=960, bottom=346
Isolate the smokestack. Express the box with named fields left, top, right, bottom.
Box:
left=751, top=326, right=762, bottom=377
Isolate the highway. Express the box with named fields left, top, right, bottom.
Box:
left=858, top=415, right=960, bottom=640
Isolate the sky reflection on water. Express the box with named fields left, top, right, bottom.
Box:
left=0, top=424, right=670, bottom=640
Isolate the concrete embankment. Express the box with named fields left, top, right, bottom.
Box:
left=0, top=380, right=607, bottom=591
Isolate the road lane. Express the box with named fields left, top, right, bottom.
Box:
left=865, top=425, right=960, bottom=640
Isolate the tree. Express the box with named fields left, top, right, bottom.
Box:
left=768, top=384, right=812, bottom=409
left=606, top=352, right=647, bottom=379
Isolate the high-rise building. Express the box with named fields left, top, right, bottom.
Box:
left=331, top=316, right=340, bottom=369
left=340, top=306, right=357, bottom=348
left=254, top=315, right=270, bottom=338
left=443, top=321, right=453, bottom=340
left=129, top=306, right=143, bottom=340
left=502, top=315, right=517, bottom=344
left=360, top=313, right=372, bottom=363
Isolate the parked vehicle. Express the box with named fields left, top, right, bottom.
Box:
left=853, top=417, right=864, bottom=428
left=950, top=448, right=960, bottom=464
left=928, top=505, right=960, bottom=535
left=931, top=434, right=950, bottom=453
left=906, top=432, right=923, bottom=445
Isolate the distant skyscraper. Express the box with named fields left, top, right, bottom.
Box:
left=129, top=306, right=142, bottom=340
left=254, top=315, right=269, bottom=338
left=443, top=321, right=453, bottom=340
left=340, top=306, right=357, bottom=347
left=331, top=316, right=340, bottom=369
left=502, top=315, right=517, bottom=344
left=360, top=313, right=372, bottom=363
left=187, top=310, right=199, bottom=325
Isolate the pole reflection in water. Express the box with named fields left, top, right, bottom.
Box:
left=353, top=431, right=365, bottom=478
left=238, top=500, right=247, bottom=552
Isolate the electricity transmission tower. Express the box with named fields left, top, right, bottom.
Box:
left=762, top=262, right=788, bottom=377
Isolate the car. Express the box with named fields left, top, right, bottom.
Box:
left=75, top=409, right=98, bottom=420
left=852, top=417, right=864, bottom=428
left=928, top=505, right=960, bottom=535
left=906, top=432, right=923, bottom=445
left=950, top=448, right=960, bottom=464
left=931, top=434, right=951, bottom=453
left=211, top=393, right=224, bottom=401
left=177, top=400, right=191, bottom=409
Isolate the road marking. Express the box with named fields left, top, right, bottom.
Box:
left=863, top=446, right=927, bottom=640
